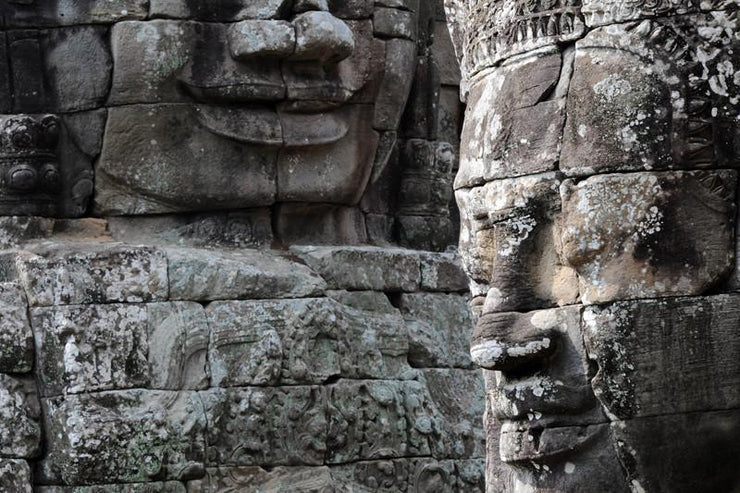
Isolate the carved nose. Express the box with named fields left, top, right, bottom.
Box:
left=291, top=11, right=355, bottom=63
left=228, top=12, right=354, bottom=64
left=470, top=312, right=557, bottom=371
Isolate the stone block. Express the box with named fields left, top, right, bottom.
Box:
left=374, top=7, right=417, bottom=40
left=0, top=375, right=40, bottom=459
left=42, top=26, right=112, bottom=112
left=4, top=0, right=147, bottom=27
left=108, top=210, right=273, bottom=249
left=422, top=369, right=485, bottom=459
left=0, top=216, right=55, bottom=249
left=0, top=282, right=33, bottom=373
left=38, top=483, right=185, bottom=493
left=292, top=11, right=354, bottom=63
left=274, top=203, right=368, bottom=245
left=456, top=50, right=565, bottom=187
left=374, top=38, right=417, bottom=130
left=38, top=390, right=206, bottom=485
left=0, top=460, right=32, bottom=493
left=609, top=410, right=740, bottom=493
left=330, top=458, right=458, bottom=491
left=96, top=105, right=278, bottom=215
left=433, top=21, right=461, bottom=86
left=11, top=244, right=168, bottom=306
left=419, top=252, right=468, bottom=292
left=167, top=248, right=326, bottom=302
left=228, top=20, right=295, bottom=59
left=399, top=293, right=473, bottom=369
left=327, top=380, right=442, bottom=463
left=584, top=295, right=740, bottom=419
left=437, top=86, right=462, bottom=147
left=206, top=297, right=409, bottom=386
left=148, top=302, right=209, bottom=390
left=148, top=0, right=291, bottom=21
left=291, top=245, right=421, bottom=291
left=397, top=215, right=456, bottom=252
left=561, top=171, right=736, bottom=304
left=328, top=0, right=374, bottom=19
left=31, top=303, right=149, bottom=396
left=201, top=386, right=327, bottom=467
left=187, top=466, right=332, bottom=492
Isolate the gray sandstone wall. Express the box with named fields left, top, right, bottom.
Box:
left=0, top=0, right=482, bottom=491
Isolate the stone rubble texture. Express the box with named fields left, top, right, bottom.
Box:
left=0, top=0, right=481, bottom=490
left=446, top=0, right=740, bottom=491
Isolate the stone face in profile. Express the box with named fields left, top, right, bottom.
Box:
left=447, top=0, right=740, bottom=490
left=0, top=1, right=478, bottom=491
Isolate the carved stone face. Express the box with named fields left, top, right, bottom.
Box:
left=448, top=0, right=740, bottom=490
left=0, top=0, right=420, bottom=217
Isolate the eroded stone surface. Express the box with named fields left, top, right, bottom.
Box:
left=0, top=282, right=33, bottom=373
left=10, top=244, right=168, bottom=306
left=38, top=390, right=206, bottom=485
left=291, top=245, right=421, bottom=291
left=584, top=295, right=740, bottom=419
left=167, top=248, right=326, bottom=301
left=207, top=297, right=410, bottom=386
left=31, top=303, right=149, bottom=396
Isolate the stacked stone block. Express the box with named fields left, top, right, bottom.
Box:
left=0, top=241, right=482, bottom=490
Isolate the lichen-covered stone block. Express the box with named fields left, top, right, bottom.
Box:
left=12, top=244, right=168, bottom=306
left=419, top=252, right=469, bottom=292
left=207, top=297, right=410, bottom=386
left=31, top=303, right=149, bottom=396
left=187, top=466, right=333, bottom=492
left=456, top=52, right=566, bottom=187
left=421, top=369, right=485, bottom=459
left=38, top=390, right=206, bottom=485
left=584, top=295, right=740, bottom=420
left=167, top=248, right=326, bottom=302
left=0, top=282, right=33, bottom=373
left=0, top=460, right=32, bottom=493
left=38, top=483, right=185, bottom=493
left=326, top=380, right=442, bottom=464
left=561, top=171, right=736, bottom=304
left=400, top=293, right=474, bottom=368
left=291, top=246, right=421, bottom=291
left=147, top=302, right=209, bottom=390
left=201, top=387, right=327, bottom=467
left=0, top=375, right=40, bottom=459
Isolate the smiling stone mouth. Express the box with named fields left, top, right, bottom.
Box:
left=499, top=420, right=608, bottom=464
left=195, top=104, right=350, bottom=147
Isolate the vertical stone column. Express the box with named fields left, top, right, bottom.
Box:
left=446, top=0, right=740, bottom=491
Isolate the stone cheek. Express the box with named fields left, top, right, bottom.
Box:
left=584, top=295, right=740, bottom=420
left=561, top=171, right=736, bottom=304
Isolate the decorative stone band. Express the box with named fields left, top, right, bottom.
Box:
left=447, top=0, right=739, bottom=82
left=0, top=114, right=62, bottom=216
left=582, top=0, right=738, bottom=27
left=450, top=0, right=586, bottom=80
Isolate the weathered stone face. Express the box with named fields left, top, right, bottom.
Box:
left=448, top=0, right=740, bottom=490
